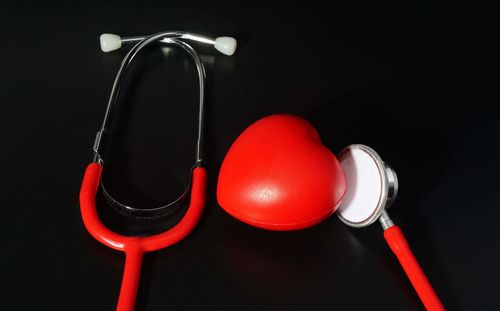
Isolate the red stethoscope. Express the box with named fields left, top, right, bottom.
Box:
left=80, top=32, right=443, bottom=311
left=80, top=31, right=236, bottom=311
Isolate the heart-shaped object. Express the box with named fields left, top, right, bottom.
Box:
left=217, top=114, right=346, bottom=230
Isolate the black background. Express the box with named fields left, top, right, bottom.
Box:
left=2, top=1, right=499, bottom=310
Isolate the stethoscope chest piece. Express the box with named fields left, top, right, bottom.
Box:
left=336, top=144, right=398, bottom=228
left=335, top=144, right=444, bottom=310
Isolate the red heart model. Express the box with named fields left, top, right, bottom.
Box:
left=217, top=114, right=346, bottom=230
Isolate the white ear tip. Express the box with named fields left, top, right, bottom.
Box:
left=100, top=33, right=122, bottom=52
left=214, top=37, right=237, bottom=56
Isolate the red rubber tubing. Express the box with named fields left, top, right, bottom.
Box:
left=117, top=247, right=143, bottom=311
left=79, top=163, right=207, bottom=311
left=384, top=226, right=445, bottom=311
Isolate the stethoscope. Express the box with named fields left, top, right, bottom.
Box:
left=80, top=32, right=444, bottom=311
left=79, top=31, right=236, bottom=311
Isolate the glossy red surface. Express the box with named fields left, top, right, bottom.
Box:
left=217, top=114, right=346, bottom=230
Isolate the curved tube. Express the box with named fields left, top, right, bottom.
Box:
left=93, top=33, right=207, bottom=165
left=80, top=30, right=224, bottom=311
left=79, top=163, right=207, bottom=310
left=93, top=33, right=207, bottom=219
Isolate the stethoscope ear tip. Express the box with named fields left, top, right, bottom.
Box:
left=100, top=33, right=122, bottom=52
left=214, top=37, right=237, bottom=56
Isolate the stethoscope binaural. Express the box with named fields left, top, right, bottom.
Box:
left=79, top=31, right=236, bottom=311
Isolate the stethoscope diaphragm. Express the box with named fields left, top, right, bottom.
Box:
left=336, top=144, right=398, bottom=228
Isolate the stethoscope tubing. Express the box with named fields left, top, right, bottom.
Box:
left=81, top=31, right=216, bottom=311
left=383, top=226, right=445, bottom=311
left=80, top=163, right=207, bottom=311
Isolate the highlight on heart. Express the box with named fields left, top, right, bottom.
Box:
left=216, top=114, right=346, bottom=230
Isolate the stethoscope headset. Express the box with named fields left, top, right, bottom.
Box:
left=80, top=31, right=236, bottom=311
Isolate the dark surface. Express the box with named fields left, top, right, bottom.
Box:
left=2, top=1, right=499, bottom=310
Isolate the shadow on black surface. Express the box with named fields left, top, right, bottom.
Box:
left=215, top=219, right=346, bottom=298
